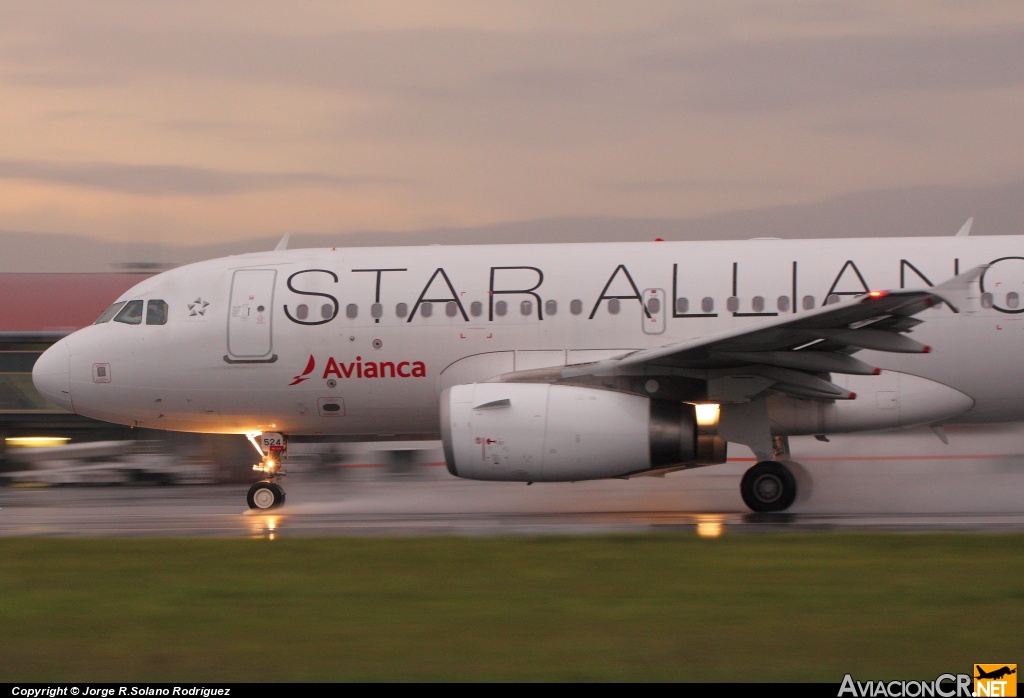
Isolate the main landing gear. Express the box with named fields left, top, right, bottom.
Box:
left=740, top=461, right=797, bottom=513
left=247, top=432, right=288, bottom=510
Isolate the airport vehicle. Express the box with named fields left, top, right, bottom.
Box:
left=31, top=226, right=1024, bottom=511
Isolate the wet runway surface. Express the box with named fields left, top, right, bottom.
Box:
left=3, top=457, right=1024, bottom=538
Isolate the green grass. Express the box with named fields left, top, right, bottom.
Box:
left=1, top=534, right=1021, bottom=681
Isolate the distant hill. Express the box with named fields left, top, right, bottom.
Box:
left=2, top=179, right=1020, bottom=272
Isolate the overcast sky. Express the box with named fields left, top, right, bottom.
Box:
left=1, top=1, right=1022, bottom=268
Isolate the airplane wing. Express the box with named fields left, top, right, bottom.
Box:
left=500, top=265, right=987, bottom=403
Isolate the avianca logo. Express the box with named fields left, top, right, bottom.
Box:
left=290, top=355, right=427, bottom=385
left=290, top=355, right=317, bottom=385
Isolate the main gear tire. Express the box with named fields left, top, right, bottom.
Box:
left=740, top=461, right=797, bottom=513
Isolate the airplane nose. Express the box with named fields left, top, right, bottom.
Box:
left=33, top=339, right=73, bottom=411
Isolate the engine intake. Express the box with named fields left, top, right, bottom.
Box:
left=441, top=383, right=699, bottom=481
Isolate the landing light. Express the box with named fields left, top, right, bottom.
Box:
left=252, top=459, right=278, bottom=474
left=867, top=290, right=888, bottom=298
left=5, top=437, right=70, bottom=448
left=695, top=404, right=720, bottom=427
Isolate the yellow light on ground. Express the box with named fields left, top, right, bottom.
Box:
left=5, top=436, right=71, bottom=448
left=245, top=514, right=284, bottom=541
left=695, top=403, right=720, bottom=427
left=695, top=516, right=725, bottom=539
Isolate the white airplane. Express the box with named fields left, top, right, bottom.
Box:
left=30, top=225, right=1024, bottom=511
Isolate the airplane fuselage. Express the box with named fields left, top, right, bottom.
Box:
left=33, top=237, right=1024, bottom=438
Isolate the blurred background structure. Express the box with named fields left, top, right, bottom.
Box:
left=0, top=271, right=250, bottom=485
left=0, top=271, right=444, bottom=487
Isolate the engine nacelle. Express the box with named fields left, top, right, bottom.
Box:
left=441, top=383, right=698, bottom=481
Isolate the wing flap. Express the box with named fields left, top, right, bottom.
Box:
left=802, top=329, right=930, bottom=353
left=712, top=350, right=879, bottom=375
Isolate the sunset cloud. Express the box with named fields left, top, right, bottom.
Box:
left=0, top=1, right=1021, bottom=259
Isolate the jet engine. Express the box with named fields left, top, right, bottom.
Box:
left=441, top=383, right=722, bottom=482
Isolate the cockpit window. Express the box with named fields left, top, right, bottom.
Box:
left=113, top=300, right=144, bottom=325
left=146, top=300, right=168, bottom=325
left=95, top=301, right=128, bottom=324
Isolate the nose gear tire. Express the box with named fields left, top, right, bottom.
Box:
left=247, top=481, right=285, bottom=510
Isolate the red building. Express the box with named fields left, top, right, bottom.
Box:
left=0, top=273, right=151, bottom=436
left=0, top=273, right=150, bottom=333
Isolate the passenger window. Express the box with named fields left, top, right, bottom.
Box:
left=421, top=302, right=433, bottom=318
left=726, top=296, right=739, bottom=312
left=114, top=300, right=144, bottom=325
left=321, top=303, right=334, bottom=319
left=570, top=300, right=583, bottom=315
left=646, top=297, right=661, bottom=314
left=607, top=299, right=620, bottom=315
left=826, top=294, right=840, bottom=305
left=95, top=301, right=127, bottom=324
left=396, top=303, right=408, bottom=318
left=676, top=297, right=689, bottom=314
left=146, top=300, right=168, bottom=325
left=371, top=303, right=383, bottom=319
left=1007, top=292, right=1020, bottom=309
left=701, top=297, right=714, bottom=313
left=803, top=295, right=815, bottom=310
left=777, top=296, right=790, bottom=312
left=470, top=301, right=483, bottom=317
left=495, top=301, right=508, bottom=317
left=446, top=301, right=459, bottom=317
left=545, top=300, right=557, bottom=316
left=752, top=296, right=765, bottom=313
left=296, top=304, right=309, bottom=321
left=346, top=304, right=358, bottom=319
left=520, top=300, right=532, bottom=316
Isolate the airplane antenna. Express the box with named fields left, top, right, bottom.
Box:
left=954, top=218, right=974, bottom=237
left=274, top=231, right=291, bottom=251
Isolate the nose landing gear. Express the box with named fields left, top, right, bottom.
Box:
left=247, top=432, right=288, bottom=510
